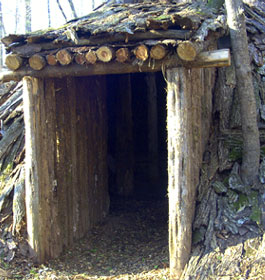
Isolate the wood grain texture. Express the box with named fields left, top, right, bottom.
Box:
left=23, top=75, right=109, bottom=262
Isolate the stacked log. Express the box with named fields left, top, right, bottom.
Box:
left=3, top=41, right=231, bottom=74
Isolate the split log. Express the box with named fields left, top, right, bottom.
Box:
left=46, top=54, right=58, bottom=66
left=56, top=49, right=73, bottom=66
left=85, top=50, right=97, bottom=64
left=29, top=54, right=46, bottom=71
left=134, top=44, right=149, bottom=61
left=177, top=41, right=203, bottom=62
left=74, top=53, right=86, bottom=65
left=96, top=46, right=115, bottom=62
left=150, top=44, right=168, bottom=60
left=5, top=54, right=23, bottom=71
left=116, top=48, right=130, bottom=63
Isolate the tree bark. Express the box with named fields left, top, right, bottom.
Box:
left=225, top=0, right=260, bottom=185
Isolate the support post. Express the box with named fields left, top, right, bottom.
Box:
left=166, top=68, right=203, bottom=278
left=116, top=74, right=134, bottom=197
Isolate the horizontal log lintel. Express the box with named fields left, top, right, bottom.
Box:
left=0, top=49, right=230, bottom=83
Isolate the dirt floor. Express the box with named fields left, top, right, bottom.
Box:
left=6, top=198, right=170, bottom=280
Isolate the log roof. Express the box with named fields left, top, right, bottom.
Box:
left=0, top=1, right=229, bottom=82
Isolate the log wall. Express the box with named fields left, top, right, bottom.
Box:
left=166, top=68, right=214, bottom=278
left=23, top=75, right=109, bottom=262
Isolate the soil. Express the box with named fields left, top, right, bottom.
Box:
left=5, top=197, right=170, bottom=280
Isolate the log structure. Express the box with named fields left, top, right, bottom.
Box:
left=167, top=68, right=207, bottom=278
left=23, top=76, right=109, bottom=262
left=96, top=46, right=115, bottom=62
left=150, top=44, right=168, bottom=60
left=116, top=48, right=130, bottom=63
left=85, top=50, right=97, bottom=64
left=134, top=44, right=149, bottom=61
left=46, top=54, right=58, bottom=66
left=0, top=1, right=231, bottom=278
left=28, top=54, right=46, bottom=70
left=56, top=49, right=73, bottom=65
left=5, top=54, right=23, bottom=70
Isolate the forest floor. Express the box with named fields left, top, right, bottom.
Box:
left=0, top=196, right=265, bottom=280
left=3, top=198, right=171, bottom=280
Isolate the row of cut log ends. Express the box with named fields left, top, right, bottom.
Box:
left=5, top=41, right=204, bottom=71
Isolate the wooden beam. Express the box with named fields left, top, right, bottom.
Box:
left=0, top=50, right=231, bottom=83
left=166, top=68, right=204, bottom=278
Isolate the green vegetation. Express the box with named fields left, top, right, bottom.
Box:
left=0, top=163, right=13, bottom=191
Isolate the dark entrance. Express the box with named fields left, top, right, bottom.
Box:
left=106, top=72, right=168, bottom=201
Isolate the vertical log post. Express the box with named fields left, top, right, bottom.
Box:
left=23, top=77, right=60, bottom=262
left=166, top=68, right=202, bottom=279
left=116, top=74, right=134, bottom=197
left=145, top=73, right=159, bottom=189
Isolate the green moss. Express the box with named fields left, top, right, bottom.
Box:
left=151, top=15, right=171, bottom=21
left=228, top=146, right=242, bottom=161
left=232, top=193, right=248, bottom=212
left=0, top=163, right=13, bottom=191
left=249, top=191, right=261, bottom=224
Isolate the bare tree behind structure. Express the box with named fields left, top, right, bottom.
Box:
left=25, top=0, right=31, bottom=32
left=225, top=0, right=260, bottom=185
left=56, top=0, right=67, bottom=22
left=15, top=0, right=19, bottom=33
left=67, top=0, right=77, bottom=18
left=0, top=0, right=5, bottom=67
left=47, top=0, right=51, bottom=27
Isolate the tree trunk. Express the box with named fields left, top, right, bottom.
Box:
left=56, top=0, right=67, bottom=22
left=67, top=0, right=77, bottom=18
left=25, top=0, right=31, bottom=33
left=225, top=0, right=260, bottom=185
left=47, top=0, right=51, bottom=28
